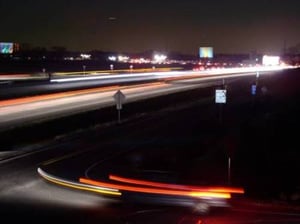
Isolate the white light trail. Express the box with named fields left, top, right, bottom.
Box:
left=50, top=65, right=293, bottom=83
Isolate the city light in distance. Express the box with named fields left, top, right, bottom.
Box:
left=153, top=54, right=167, bottom=64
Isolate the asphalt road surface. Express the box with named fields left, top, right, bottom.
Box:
left=0, top=69, right=300, bottom=223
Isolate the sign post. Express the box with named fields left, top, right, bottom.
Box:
left=83, top=65, right=86, bottom=76
left=228, top=157, right=231, bottom=185
left=113, top=90, right=126, bottom=123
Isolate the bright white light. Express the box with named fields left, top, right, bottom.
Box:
left=262, top=55, right=280, bottom=66
left=153, top=54, right=167, bottom=63
left=108, top=56, right=117, bottom=61
left=118, top=55, right=129, bottom=62
left=51, top=65, right=294, bottom=83
left=64, top=57, right=74, bottom=61
left=80, top=54, right=91, bottom=59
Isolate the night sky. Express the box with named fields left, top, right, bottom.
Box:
left=0, top=0, right=299, bottom=54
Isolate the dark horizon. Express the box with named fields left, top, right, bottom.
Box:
left=1, top=0, right=300, bottom=55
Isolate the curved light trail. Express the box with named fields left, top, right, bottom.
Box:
left=79, top=177, right=232, bottom=199
left=109, top=174, right=244, bottom=194
left=37, top=168, right=121, bottom=196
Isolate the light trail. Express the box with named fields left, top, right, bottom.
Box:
left=0, top=82, right=164, bottom=108
left=50, top=71, right=189, bottom=83
left=0, top=65, right=294, bottom=129
left=109, top=174, right=244, bottom=194
left=0, top=65, right=293, bottom=108
left=37, top=168, right=121, bottom=196
left=54, top=67, right=178, bottom=76
left=79, top=177, right=231, bottom=199
left=50, top=65, right=293, bottom=83
left=0, top=85, right=119, bottom=107
left=0, top=74, right=32, bottom=80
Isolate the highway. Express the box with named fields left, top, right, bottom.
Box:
left=0, top=66, right=289, bottom=100
left=0, top=68, right=300, bottom=223
left=0, top=66, right=290, bottom=131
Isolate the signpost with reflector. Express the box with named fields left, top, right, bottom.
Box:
left=113, top=90, right=126, bottom=123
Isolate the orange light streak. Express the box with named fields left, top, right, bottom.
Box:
left=109, top=174, right=244, bottom=194
left=0, top=81, right=165, bottom=108
left=79, top=177, right=231, bottom=199
left=0, top=85, right=119, bottom=107
left=0, top=74, right=31, bottom=78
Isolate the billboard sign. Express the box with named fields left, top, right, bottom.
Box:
left=0, top=42, right=14, bottom=54
left=262, top=55, right=280, bottom=66
left=199, top=47, right=213, bottom=58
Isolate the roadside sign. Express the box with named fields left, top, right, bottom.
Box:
left=251, top=84, right=256, bottom=95
left=113, top=90, right=126, bottom=123
left=215, top=89, right=227, bottom=104
left=113, top=90, right=126, bottom=110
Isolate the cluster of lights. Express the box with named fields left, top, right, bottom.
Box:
left=108, top=53, right=169, bottom=65
left=153, top=54, right=167, bottom=64
left=63, top=54, right=92, bottom=61
left=108, top=56, right=117, bottom=61
left=108, top=55, right=129, bottom=62
left=129, top=58, right=151, bottom=64
left=80, top=54, right=91, bottom=60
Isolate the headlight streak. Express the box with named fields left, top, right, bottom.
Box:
left=37, top=168, right=121, bottom=196
left=50, top=65, right=293, bottom=83
left=1, top=66, right=293, bottom=108
left=51, top=71, right=189, bottom=83
left=54, top=67, right=177, bottom=76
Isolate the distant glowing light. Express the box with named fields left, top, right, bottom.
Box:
left=129, top=57, right=151, bottom=64
left=262, top=55, right=280, bottom=66
left=199, top=47, right=213, bottom=58
left=64, top=57, right=74, bottom=61
left=108, top=56, right=117, bottom=61
left=118, top=55, right=129, bottom=62
left=153, top=54, right=167, bottom=64
left=0, top=42, right=14, bottom=54
left=80, top=54, right=91, bottom=60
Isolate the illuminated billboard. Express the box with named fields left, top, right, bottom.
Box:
left=199, top=47, right=213, bottom=58
left=262, top=55, right=280, bottom=66
left=0, top=42, right=14, bottom=54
